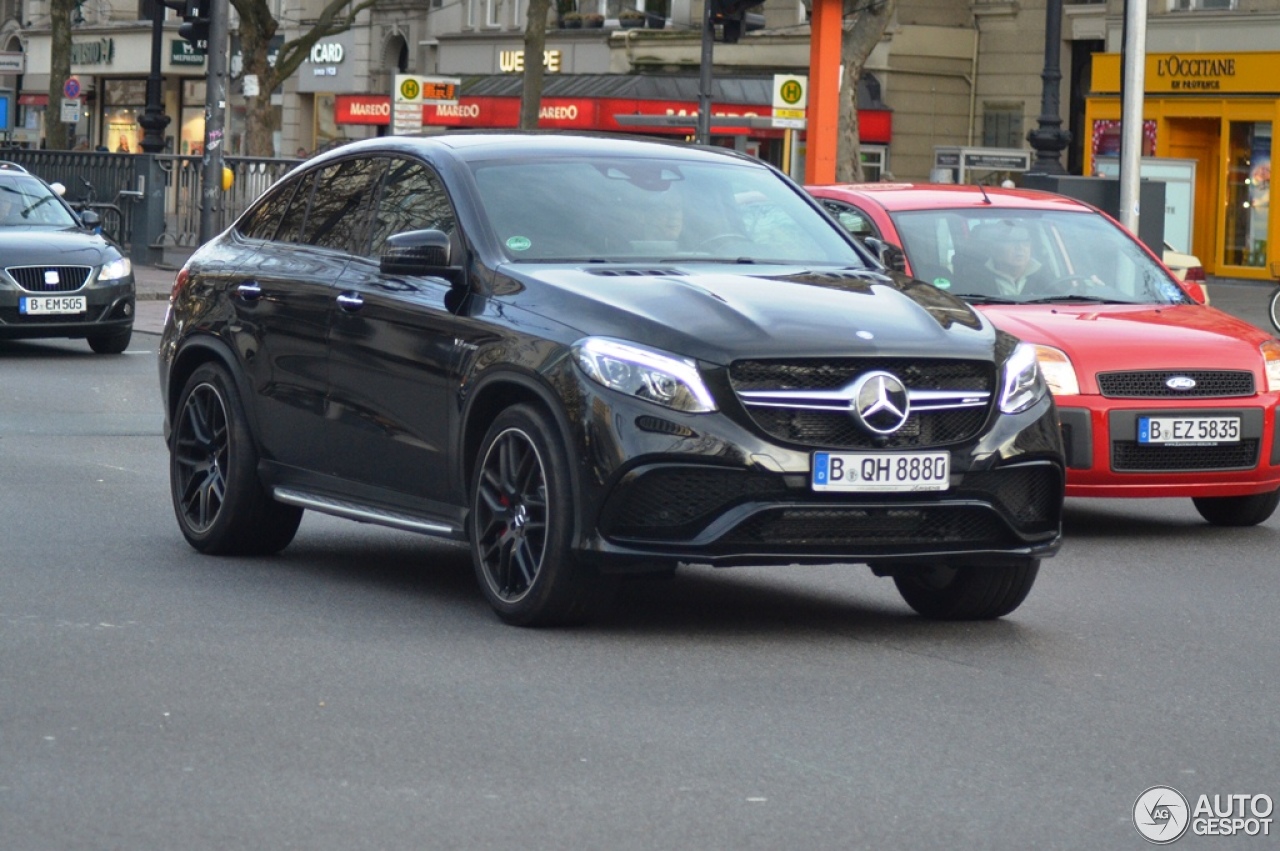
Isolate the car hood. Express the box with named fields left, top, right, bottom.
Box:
left=0, top=228, right=117, bottom=268
left=503, top=264, right=996, bottom=365
left=980, top=303, right=1272, bottom=390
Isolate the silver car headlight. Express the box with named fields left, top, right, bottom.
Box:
left=574, top=337, right=717, bottom=413
left=1000, top=341, right=1049, bottom=414
left=99, top=256, right=132, bottom=282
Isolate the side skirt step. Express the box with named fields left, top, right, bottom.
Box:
left=273, top=487, right=464, bottom=539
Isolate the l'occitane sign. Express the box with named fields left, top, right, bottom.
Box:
left=1093, top=51, right=1280, bottom=95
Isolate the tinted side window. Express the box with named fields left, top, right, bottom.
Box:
left=276, top=171, right=317, bottom=244
left=237, top=178, right=299, bottom=241
left=821, top=200, right=878, bottom=239
left=368, top=159, right=455, bottom=258
left=302, top=157, right=385, bottom=253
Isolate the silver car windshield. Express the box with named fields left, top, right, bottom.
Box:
left=0, top=177, right=80, bottom=229
left=888, top=208, right=1193, bottom=306
left=470, top=157, right=867, bottom=266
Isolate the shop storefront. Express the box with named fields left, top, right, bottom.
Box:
left=1086, top=51, right=1279, bottom=279
left=332, top=75, right=893, bottom=177
left=20, top=30, right=208, bottom=153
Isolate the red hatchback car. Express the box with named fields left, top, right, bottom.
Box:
left=808, top=183, right=1280, bottom=526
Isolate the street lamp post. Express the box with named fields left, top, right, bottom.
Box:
left=1026, top=0, right=1069, bottom=174
left=138, top=0, right=171, bottom=153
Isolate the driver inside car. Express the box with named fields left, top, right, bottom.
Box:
left=974, top=222, right=1054, bottom=297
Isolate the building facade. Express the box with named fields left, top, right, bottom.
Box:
left=1079, top=0, right=1280, bottom=279
left=12, top=0, right=1273, bottom=278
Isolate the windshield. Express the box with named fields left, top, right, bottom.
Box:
left=470, top=156, right=868, bottom=266
left=0, top=176, right=79, bottom=228
left=888, top=207, right=1193, bottom=306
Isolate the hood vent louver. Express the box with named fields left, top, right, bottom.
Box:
left=588, top=267, right=688, bottom=277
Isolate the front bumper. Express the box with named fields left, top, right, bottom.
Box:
left=565, top=383, right=1065, bottom=570
left=1059, top=395, right=1280, bottom=498
left=0, top=277, right=135, bottom=339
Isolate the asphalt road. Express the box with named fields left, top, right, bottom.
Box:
left=2, top=303, right=1279, bottom=849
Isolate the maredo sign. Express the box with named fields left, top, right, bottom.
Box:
left=334, top=94, right=782, bottom=136
left=335, top=95, right=392, bottom=125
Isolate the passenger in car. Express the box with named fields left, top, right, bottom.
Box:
left=964, top=222, right=1054, bottom=298
left=648, top=203, right=684, bottom=243
left=0, top=192, right=17, bottom=224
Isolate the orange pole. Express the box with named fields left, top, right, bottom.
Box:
left=805, top=0, right=843, bottom=185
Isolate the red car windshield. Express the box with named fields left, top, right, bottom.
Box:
left=888, top=207, right=1193, bottom=306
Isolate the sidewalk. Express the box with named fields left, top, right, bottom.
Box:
left=133, top=264, right=178, bottom=335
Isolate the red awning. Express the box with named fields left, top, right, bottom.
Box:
left=334, top=92, right=892, bottom=143
left=18, top=94, right=48, bottom=106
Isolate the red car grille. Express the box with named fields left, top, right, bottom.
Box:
left=1097, top=370, right=1254, bottom=398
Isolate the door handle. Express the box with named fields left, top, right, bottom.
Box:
left=236, top=281, right=262, bottom=300
left=336, top=292, right=364, bottom=312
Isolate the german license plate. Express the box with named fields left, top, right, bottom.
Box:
left=20, top=295, right=86, bottom=315
left=1138, top=416, right=1240, bottom=444
left=812, top=451, right=950, bottom=492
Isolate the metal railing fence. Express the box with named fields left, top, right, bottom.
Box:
left=0, top=149, right=299, bottom=254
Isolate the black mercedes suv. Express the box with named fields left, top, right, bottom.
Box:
left=158, top=133, right=1063, bottom=625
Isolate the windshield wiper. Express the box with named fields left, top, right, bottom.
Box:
left=20, top=195, right=56, bottom=218
left=947, top=292, right=1022, bottom=304
left=1021, top=294, right=1128, bottom=305
left=660, top=256, right=758, bottom=264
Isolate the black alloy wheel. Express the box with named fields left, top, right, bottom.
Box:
left=893, top=560, right=1040, bottom=620
left=170, top=363, right=302, bottom=555
left=470, top=405, right=616, bottom=626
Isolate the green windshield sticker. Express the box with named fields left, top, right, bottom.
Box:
left=506, top=236, right=532, bottom=252
left=933, top=277, right=952, bottom=289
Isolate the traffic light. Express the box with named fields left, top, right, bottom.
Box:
left=178, top=0, right=210, bottom=50
left=709, top=0, right=765, bottom=43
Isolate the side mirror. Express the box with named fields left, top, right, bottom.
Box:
left=79, top=209, right=101, bottom=229
left=863, top=236, right=907, bottom=273
left=1181, top=280, right=1208, bottom=305
left=380, top=229, right=458, bottom=278
left=882, top=243, right=907, bottom=274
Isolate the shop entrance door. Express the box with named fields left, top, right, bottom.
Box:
left=1222, top=120, right=1272, bottom=273
left=1166, top=118, right=1219, bottom=274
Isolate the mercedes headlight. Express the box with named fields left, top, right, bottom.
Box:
left=574, top=337, right=717, bottom=413
left=999, top=341, right=1049, bottom=414
left=99, top=256, right=132, bottom=282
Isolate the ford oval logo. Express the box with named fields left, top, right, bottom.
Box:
left=1166, top=376, right=1197, bottom=391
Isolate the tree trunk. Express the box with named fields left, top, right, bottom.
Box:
left=520, top=0, right=552, bottom=129
left=233, top=0, right=282, bottom=157
left=46, top=0, right=75, bottom=150
left=836, top=0, right=896, bottom=183
left=243, top=91, right=278, bottom=156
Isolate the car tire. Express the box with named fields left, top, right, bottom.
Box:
left=170, top=362, right=303, bottom=555
left=1192, top=489, right=1280, bottom=527
left=893, top=560, right=1040, bottom=620
left=87, top=327, right=132, bottom=354
left=470, top=404, right=617, bottom=627
left=1269, top=288, right=1280, bottom=334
